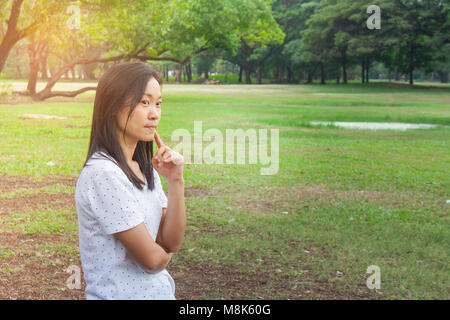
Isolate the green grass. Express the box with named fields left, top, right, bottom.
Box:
left=0, top=207, right=78, bottom=235
left=0, top=184, right=74, bottom=199
left=0, top=81, right=449, bottom=299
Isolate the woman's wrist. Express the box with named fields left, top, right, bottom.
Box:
left=167, top=177, right=184, bottom=186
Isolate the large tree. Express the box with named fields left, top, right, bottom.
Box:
left=386, top=0, right=449, bottom=85
left=0, top=0, right=66, bottom=72
left=10, top=0, right=284, bottom=100
left=271, top=0, right=320, bottom=83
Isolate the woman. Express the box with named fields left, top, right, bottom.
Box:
left=74, top=62, right=185, bottom=300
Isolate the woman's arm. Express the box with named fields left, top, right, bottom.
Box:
left=115, top=222, right=172, bottom=274
left=156, top=178, right=186, bottom=253
left=152, top=131, right=186, bottom=253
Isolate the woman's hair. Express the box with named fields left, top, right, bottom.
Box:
left=83, top=61, right=162, bottom=191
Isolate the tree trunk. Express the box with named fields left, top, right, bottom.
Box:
left=238, top=65, right=243, bottom=83
left=336, top=74, right=340, bottom=84
left=16, top=65, right=22, bottom=78
left=361, top=58, right=365, bottom=84
left=257, top=64, right=263, bottom=84
left=186, top=61, right=192, bottom=82
left=342, top=49, right=347, bottom=84
left=81, top=64, right=96, bottom=80
left=26, top=40, right=46, bottom=95
left=307, top=71, right=312, bottom=84
left=245, top=68, right=252, bottom=84
left=365, top=57, right=369, bottom=83
left=0, top=0, right=25, bottom=73
left=176, top=64, right=182, bottom=83
left=0, top=36, right=17, bottom=73
left=287, top=66, right=293, bottom=83
left=279, top=64, right=284, bottom=82
left=409, top=44, right=414, bottom=85
left=40, top=48, right=49, bottom=80
left=27, top=60, right=39, bottom=94
left=276, top=61, right=283, bottom=82
left=437, top=70, right=449, bottom=83
left=320, top=62, right=325, bottom=85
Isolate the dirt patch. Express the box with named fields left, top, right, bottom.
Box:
left=64, top=124, right=90, bottom=129
left=2, top=92, right=93, bottom=105
left=0, top=232, right=84, bottom=300
left=1, top=175, right=210, bottom=198
left=168, top=260, right=377, bottom=300
left=0, top=175, right=208, bottom=216
left=0, top=193, right=75, bottom=215
left=239, top=184, right=440, bottom=214
left=0, top=175, right=77, bottom=194
left=185, top=185, right=210, bottom=198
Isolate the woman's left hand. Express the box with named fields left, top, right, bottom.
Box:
left=152, top=131, right=184, bottom=183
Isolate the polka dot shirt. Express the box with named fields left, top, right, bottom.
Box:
left=74, top=151, right=175, bottom=300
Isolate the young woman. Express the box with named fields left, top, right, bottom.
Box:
left=74, top=62, right=185, bottom=300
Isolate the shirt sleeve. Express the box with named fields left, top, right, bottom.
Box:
left=86, top=167, right=145, bottom=235
left=153, top=168, right=168, bottom=208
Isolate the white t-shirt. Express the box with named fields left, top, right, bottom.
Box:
left=74, top=151, right=175, bottom=300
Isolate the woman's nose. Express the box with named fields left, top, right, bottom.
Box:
left=148, top=105, right=159, bottom=119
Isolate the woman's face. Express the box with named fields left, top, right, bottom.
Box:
left=116, top=77, right=162, bottom=144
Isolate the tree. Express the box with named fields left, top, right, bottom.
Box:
left=303, top=0, right=378, bottom=84
left=12, top=0, right=285, bottom=100
left=388, top=0, right=449, bottom=85
left=266, top=0, right=320, bottom=84
left=193, top=51, right=217, bottom=80
left=221, top=0, right=286, bottom=84
left=0, top=0, right=65, bottom=72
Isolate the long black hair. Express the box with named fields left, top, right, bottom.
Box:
left=83, top=61, right=162, bottom=191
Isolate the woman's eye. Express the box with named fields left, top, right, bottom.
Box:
left=141, top=100, right=161, bottom=107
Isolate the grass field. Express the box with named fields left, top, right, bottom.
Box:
left=0, top=82, right=449, bottom=299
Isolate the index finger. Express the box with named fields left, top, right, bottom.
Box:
left=153, top=130, right=164, bottom=149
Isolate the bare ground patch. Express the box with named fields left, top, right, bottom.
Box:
left=0, top=174, right=77, bottom=194
left=168, top=258, right=378, bottom=300
left=3, top=92, right=94, bottom=105
left=184, top=185, right=210, bottom=198
left=0, top=193, right=75, bottom=215
left=236, top=183, right=445, bottom=214
left=0, top=232, right=84, bottom=300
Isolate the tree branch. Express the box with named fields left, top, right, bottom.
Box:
left=36, top=86, right=98, bottom=99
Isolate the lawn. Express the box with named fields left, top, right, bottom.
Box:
left=0, top=82, right=449, bottom=299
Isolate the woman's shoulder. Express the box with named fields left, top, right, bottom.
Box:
left=78, top=153, right=129, bottom=186
left=88, top=151, right=119, bottom=165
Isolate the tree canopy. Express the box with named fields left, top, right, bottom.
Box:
left=1, top=0, right=448, bottom=98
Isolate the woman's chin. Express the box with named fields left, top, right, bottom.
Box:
left=141, top=134, right=155, bottom=142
